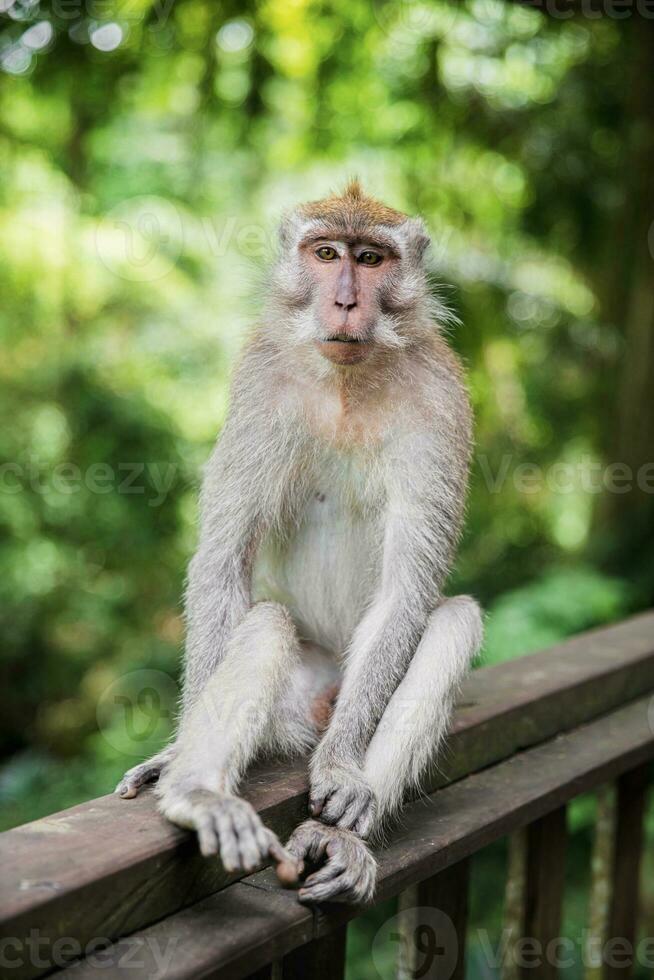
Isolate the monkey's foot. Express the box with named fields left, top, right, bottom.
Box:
left=285, top=819, right=377, bottom=904
left=161, top=787, right=301, bottom=878
left=308, top=764, right=377, bottom=837
left=115, top=745, right=176, bottom=799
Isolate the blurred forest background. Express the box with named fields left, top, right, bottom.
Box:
left=1, top=0, right=654, bottom=976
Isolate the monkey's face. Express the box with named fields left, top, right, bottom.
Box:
left=272, top=184, right=432, bottom=367
left=301, top=236, right=397, bottom=365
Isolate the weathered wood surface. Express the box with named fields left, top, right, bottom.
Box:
left=56, top=694, right=654, bottom=980
left=2, top=611, right=653, bottom=980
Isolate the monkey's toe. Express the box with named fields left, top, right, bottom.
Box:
left=115, top=766, right=158, bottom=799
left=287, top=819, right=377, bottom=905
left=116, top=748, right=175, bottom=800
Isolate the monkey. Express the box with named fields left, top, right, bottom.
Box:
left=115, top=180, right=483, bottom=904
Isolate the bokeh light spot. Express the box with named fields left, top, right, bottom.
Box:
left=90, top=22, right=123, bottom=52
left=21, top=20, right=53, bottom=50
left=216, top=20, right=254, bottom=54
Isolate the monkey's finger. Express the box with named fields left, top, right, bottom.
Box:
left=196, top=811, right=220, bottom=857
left=337, top=797, right=367, bottom=831
left=308, top=796, right=326, bottom=817
left=302, top=858, right=347, bottom=888
left=255, top=823, right=275, bottom=859
left=264, top=832, right=302, bottom=883
left=115, top=762, right=161, bottom=800
left=229, top=809, right=262, bottom=872
left=341, top=867, right=375, bottom=905
left=302, top=864, right=376, bottom=905
left=321, top=788, right=355, bottom=824
left=116, top=781, right=139, bottom=799
left=236, top=824, right=263, bottom=872
left=352, top=806, right=373, bottom=837
left=287, top=823, right=331, bottom=868
left=215, top=812, right=240, bottom=873
left=298, top=871, right=351, bottom=904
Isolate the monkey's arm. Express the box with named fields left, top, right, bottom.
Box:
left=180, top=357, right=304, bottom=714
left=116, top=404, right=267, bottom=797
left=151, top=368, right=309, bottom=876
left=309, top=420, right=470, bottom=831
left=180, top=435, right=259, bottom=716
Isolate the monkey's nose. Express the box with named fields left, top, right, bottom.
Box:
left=335, top=299, right=357, bottom=311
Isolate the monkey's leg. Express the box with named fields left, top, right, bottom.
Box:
left=358, top=595, right=483, bottom=840
left=288, top=598, right=481, bottom=904
left=156, top=601, right=333, bottom=875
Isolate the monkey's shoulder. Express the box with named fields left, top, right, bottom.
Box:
left=400, top=338, right=471, bottom=425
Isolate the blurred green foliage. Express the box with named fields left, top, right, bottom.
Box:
left=1, top=0, right=654, bottom=974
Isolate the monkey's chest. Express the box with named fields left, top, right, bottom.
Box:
left=251, top=455, right=384, bottom=654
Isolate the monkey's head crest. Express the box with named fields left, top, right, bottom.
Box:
left=299, top=179, right=407, bottom=231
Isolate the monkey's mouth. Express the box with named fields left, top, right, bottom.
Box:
left=323, top=333, right=363, bottom=344
left=315, top=334, right=372, bottom=365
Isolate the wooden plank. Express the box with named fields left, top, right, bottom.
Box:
left=280, top=929, right=347, bottom=980
left=397, top=860, right=469, bottom=980
left=55, top=694, right=654, bottom=980
left=60, top=883, right=312, bottom=980
left=521, top=808, right=568, bottom=980
left=2, top=612, right=654, bottom=979
left=604, top=766, right=649, bottom=980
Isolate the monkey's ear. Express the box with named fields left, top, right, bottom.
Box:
left=277, top=211, right=309, bottom=250
left=400, top=217, right=431, bottom=265
left=277, top=214, right=294, bottom=249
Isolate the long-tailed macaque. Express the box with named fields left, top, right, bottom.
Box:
left=116, top=181, right=483, bottom=904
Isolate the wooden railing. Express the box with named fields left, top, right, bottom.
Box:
left=1, top=612, right=653, bottom=980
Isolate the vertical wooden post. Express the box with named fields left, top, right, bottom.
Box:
left=503, top=808, right=568, bottom=980
left=281, top=927, right=347, bottom=980
left=585, top=769, right=650, bottom=980
left=396, top=859, right=470, bottom=980
left=585, top=786, right=615, bottom=980
left=503, top=829, right=528, bottom=980
left=245, top=967, right=276, bottom=980
left=603, top=765, right=649, bottom=980
left=521, top=807, right=568, bottom=980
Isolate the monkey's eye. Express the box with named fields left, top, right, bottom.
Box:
left=315, top=246, right=338, bottom=261
left=358, top=251, right=382, bottom=266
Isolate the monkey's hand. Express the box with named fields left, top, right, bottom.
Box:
left=158, top=783, right=300, bottom=878
left=285, top=819, right=377, bottom=904
left=308, top=757, right=377, bottom=837
left=115, top=745, right=176, bottom=799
